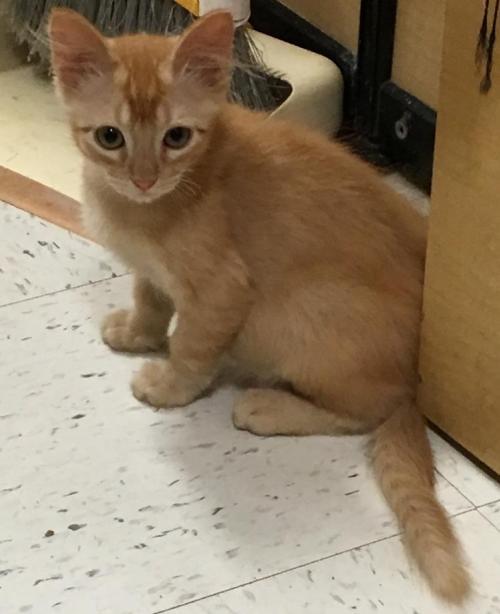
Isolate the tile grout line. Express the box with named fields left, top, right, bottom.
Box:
left=476, top=499, right=500, bottom=534
left=0, top=272, right=131, bottom=311
left=435, top=467, right=478, bottom=511
left=478, top=498, right=500, bottom=507
left=152, top=531, right=402, bottom=613
left=436, top=465, right=500, bottom=512
left=153, top=507, right=477, bottom=613
left=477, top=509, right=500, bottom=534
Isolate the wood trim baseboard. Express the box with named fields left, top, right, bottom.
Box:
left=0, top=166, right=87, bottom=238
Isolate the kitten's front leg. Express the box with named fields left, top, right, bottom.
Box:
left=102, top=276, right=174, bottom=353
left=131, top=258, right=251, bottom=409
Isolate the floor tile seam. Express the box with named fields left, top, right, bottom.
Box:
left=435, top=467, right=477, bottom=510
left=0, top=272, right=131, bottom=310
left=153, top=530, right=406, bottom=613
left=476, top=501, right=500, bottom=534
left=156, top=507, right=480, bottom=613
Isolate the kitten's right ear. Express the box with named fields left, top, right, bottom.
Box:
left=172, top=11, right=234, bottom=89
left=49, top=9, right=112, bottom=96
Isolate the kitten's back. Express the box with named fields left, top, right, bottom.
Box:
left=212, top=105, right=426, bottom=289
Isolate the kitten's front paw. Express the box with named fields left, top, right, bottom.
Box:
left=131, top=360, right=199, bottom=409
left=101, top=309, right=165, bottom=353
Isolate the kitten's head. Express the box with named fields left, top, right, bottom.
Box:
left=49, top=9, right=234, bottom=203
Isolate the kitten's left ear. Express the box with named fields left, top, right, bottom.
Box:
left=172, top=11, right=235, bottom=89
left=49, top=8, right=112, bottom=97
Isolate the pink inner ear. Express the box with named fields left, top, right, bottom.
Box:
left=173, top=11, right=235, bottom=86
left=49, top=9, right=111, bottom=92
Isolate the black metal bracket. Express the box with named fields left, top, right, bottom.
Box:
left=378, top=82, right=436, bottom=192
left=355, top=0, right=398, bottom=137
left=250, top=0, right=357, bottom=116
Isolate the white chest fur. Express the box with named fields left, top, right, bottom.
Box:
left=81, top=198, right=178, bottom=301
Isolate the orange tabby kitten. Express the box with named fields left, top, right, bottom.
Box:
left=49, top=9, right=470, bottom=603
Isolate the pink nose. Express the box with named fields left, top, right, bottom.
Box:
left=132, top=178, right=157, bottom=192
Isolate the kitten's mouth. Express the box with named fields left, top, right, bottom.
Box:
left=107, top=175, right=182, bottom=204
left=129, top=188, right=165, bottom=204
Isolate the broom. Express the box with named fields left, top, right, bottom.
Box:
left=3, top=0, right=281, bottom=111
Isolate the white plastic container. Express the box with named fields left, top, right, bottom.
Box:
left=251, top=30, right=343, bottom=136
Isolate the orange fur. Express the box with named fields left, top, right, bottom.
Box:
left=49, top=9, right=471, bottom=603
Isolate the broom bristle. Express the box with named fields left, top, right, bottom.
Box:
left=3, top=0, right=284, bottom=110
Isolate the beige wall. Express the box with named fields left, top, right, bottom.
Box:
left=280, top=0, right=446, bottom=109
left=279, top=0, right=360, bottom=53
left=392, top=0, right=446, bottom=109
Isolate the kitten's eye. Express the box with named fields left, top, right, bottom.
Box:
left=95, top=126, right=125, bottom=150
left=163, top=126, right=192, bottom=150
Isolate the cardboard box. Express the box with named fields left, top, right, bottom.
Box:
left=418, top=1, right=500, bottom=474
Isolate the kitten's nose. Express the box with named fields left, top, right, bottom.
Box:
left=132, top=178, right=157, bottom=192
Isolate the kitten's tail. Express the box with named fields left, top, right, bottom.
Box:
left=372, top=402, right=471, bottom=604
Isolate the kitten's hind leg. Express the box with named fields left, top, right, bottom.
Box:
left=233, top=389, right=367, bottom=437
left=102, top=276, right=174, bottom=353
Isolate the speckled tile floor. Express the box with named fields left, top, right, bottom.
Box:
left=1, top=201, right=500, bottom=614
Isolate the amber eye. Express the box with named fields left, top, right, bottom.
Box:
left=95, top=126, right=125, bottom=150
left=163, top=126, right=192, bottom=150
